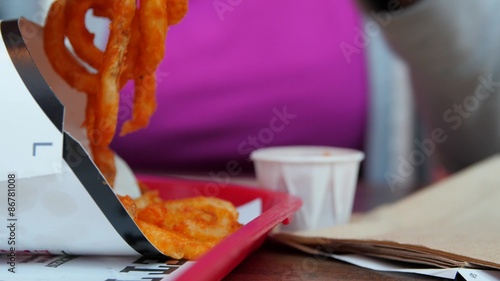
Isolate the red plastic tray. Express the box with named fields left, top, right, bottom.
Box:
left=136, top=174, right=302, bottom=281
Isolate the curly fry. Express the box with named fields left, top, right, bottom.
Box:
left=44, top=0, right=189, bottom=186
left=167, top=0, right=189, bottom=25
left=44, top=0, right=99, bottom=95
left=118, top=193, right=242, bottom=260
left=138, top=197, right=242, bottom=242
left=138, top=0, right=169, bottom=69
left=65, top=0, right=106, bottom=70
left=137, top=220, right=216, bottom=260
left=120, top=73, right=157, bottom=135
left=90, top=144, right=117, bottom=186
left=119, top=0, right=167, bottom=135
left=120, top=14, right=141, bottom=88
left=91, top=0, right=136, bottom=186
left=117, top=194, right=137, bottom=218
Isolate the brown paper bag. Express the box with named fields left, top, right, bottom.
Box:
left=273, top=155, right=500, bottom=269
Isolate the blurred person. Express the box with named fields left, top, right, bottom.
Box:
left=356, top=0, right=500, bottom=176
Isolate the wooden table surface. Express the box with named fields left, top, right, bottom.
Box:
left=223, top=182, right=449, bottom=281
left=224, top=240, right=445, bottom=281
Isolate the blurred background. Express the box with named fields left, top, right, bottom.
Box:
left=0, top=0, right=427, bottom=191
left=0, top=0, right=52, bottom=24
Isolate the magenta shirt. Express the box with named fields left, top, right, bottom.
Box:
left=111, top=0, right=368, bottom=174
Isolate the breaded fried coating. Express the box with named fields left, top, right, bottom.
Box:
left=118, top=192, right=242, bottom=260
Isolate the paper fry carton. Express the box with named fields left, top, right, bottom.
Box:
left=0, top=18, right=166, bottom=257
left=0, top=18, right=296, bottom=281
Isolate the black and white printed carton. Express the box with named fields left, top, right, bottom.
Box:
left=0, top=18, right=261, bottom=281
left=0, top=17, right=160, bottom=257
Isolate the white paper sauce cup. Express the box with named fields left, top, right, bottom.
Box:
left=250, top=146, right=364, bottom=231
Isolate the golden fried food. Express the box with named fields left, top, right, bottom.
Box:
left=139, top=197, right=242, bottom=242
left=43, top=0, right=232, bottom=263
left=118, top=192, right=138, bottom=218
left=119, top=72, right=158, bottom=136
left=119, top=192, right=242, bottom=260
left=43, top=0, right=188, bottom=186
left=136, top=220, right=216, bottom=260
left=65, top=0, right=105, bottom=70
left=166, top=0, right=189, bottom=25
left=44, top=0, right=99, bottom=95
left=92, top=0, right=136, bottom=184
left=120, top=0, right=166, bottom=136
left=132, top=189, right=163, bottom=210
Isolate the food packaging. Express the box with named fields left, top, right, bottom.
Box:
left=0, top=18, right=301, bottom=280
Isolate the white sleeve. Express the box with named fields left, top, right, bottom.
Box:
left=359, top=0, right=500, bottom=172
